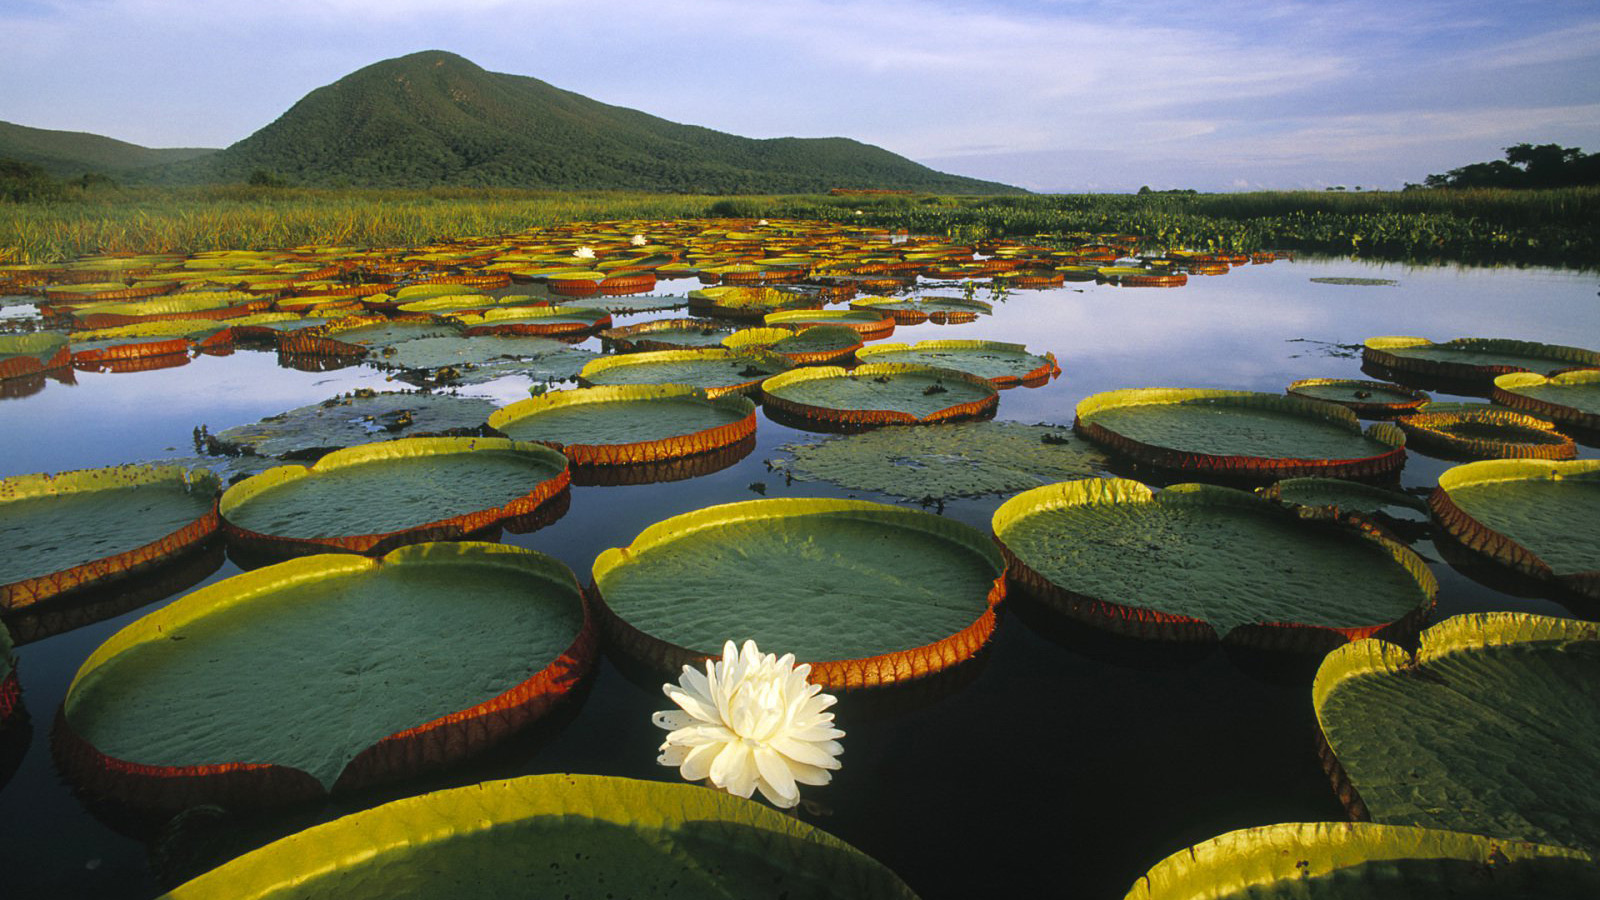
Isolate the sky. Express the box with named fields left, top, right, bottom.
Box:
left=2, top=0, right=1597, bottom=192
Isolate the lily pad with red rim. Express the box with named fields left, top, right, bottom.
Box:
left=578, top=347, right=792, bottom=398
left=761, top=364, right=999, bottom=432
left=1491, top=369, right=1600, bottom=434
left=488, top=384, right=757, bottom=466
left=856, top=340, right=1060, bottom=387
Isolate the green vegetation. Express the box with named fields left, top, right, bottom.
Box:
left=1420, top=142, right=1599, bottom=190
left=3, top=184, right=1597, bottom=267
left=0, top=120, right=215, bottom=178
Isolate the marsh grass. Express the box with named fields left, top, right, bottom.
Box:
left=3, top=185, right=1596, bottom=267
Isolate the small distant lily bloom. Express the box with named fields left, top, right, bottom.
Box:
left=573, top=246, right=596, bottom=259
left=630, top=234, right=648, bottom=246
left=757, top=219, right=769, bottom=226
left=653, top=639, right=844, bottom=809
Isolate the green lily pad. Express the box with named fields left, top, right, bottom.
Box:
left=1364, top=336, right=1600, bottom=384
left=58, top=543, right=594, bottom=802
left=1491, top=369, right=1600, bottom=433
left=762, top=364, right=999, bottom=431
left=489, top=385, right=756, bottom=466
left=207, top=391, right=498, bottom=458
left=1126, top=821, right=1598, bottom=900
left=856, top=340, right=1059, bottom=387
left=1287, top=378, right=1430, bottom=416
left=1262, top=477, right=1430, bottom=523
left=220, top=437, right=568, bottom=557
left=583, top=293, right=691, bottom=314
left=775, top=421, right=1107, bottom=501
left=1429, top=459, right=1600, bottom=599
left=1075, top=388, right=1406, bottom=480
left=160, top=774, right=918, bottom=899
left=992, top=479, right=1436, bottom=646
left=849, top=295, right=992, bottom=325
left=600, top=318, right=738, bottom=352
left=1398, top=408, right=1576, bottom=460
left=0, top=464, right=219, bottom=611
left=688, top=286, right=823, bottom=320
left=591, top=498, right=1005, bottom=689
left=723, top=325, right=863, bottom=365
left=578, top=348, right=791, bottom=398
left=373, top=334, right=596, bottom=385
left=763, top=308, right=895, bottom=340
left=1309, top=276, right=1398, bottom=286
left=447, top=305, right=612, bottom=337
left=0, top=333, right=71, bottom=379
left=1314, top=612, right=1600, bottom=850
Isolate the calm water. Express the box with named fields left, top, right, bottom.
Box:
left=1, top=256, right=1597, bottom=899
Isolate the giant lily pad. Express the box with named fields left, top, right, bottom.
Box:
left=0, top=622, right=18, bottom=728
left=849, top=295, right=993, bottom=325
left=1287, top=378, right=1430, bottom=417
left=591, top=498, right=1005, bottom=689
left=688, top=286, right=823, bottom=320
left=447, top=305, right=612, bottom=337
left=278, top=315, right=458, bottom=358
left=578, top=347, right=791, bottom=398
left=1397, top=408, right=1576, bottom=460
left=489, top=385, right=756, bottom=466
left=1261, top=478, right=1430, bottom=526
left=856, top=340, right=1060, bottom=387
left=1491, top=369, right=1600, bottom=434
left=160, top=774, right=917, bottom=899
left=762, top=364, right=999, bottom=431
left=1363, top=336, right=1600, bottom=385
left=1429, top=459, right=1600, bottom=600
left=992, top=479, right=1436, bottom=647
left=600, top=318, right=737, bottom=352
left=373, top=334, right=596, bottom=385
left=0, top=464, right=219, bottom=611
left=55, top=543, right=596, bottom=811
left=207, top=390, right=498, bottom=458
left=723, top=325, right=863, bottom=366
left=763, top=309, right=896, bottom=341
left=1074, top=389, right=1406, bottom=481
left=0, top=333, right=71, bottom=381
left=775, top=421, right=1107, bottom=501
left=1314, top=612, right=1600, bottom=850
left=219, top=437, right=568, bottom=560
left=1125, top=821, right=1598, bottom=900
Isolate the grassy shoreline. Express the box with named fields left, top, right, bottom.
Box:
left=3, top=185, right=1596, bottom=268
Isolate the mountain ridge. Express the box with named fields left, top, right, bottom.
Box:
left=5, top=50, right=1018, bottom=194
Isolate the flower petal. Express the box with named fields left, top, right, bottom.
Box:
left=680, top=741, right=720, bottom=782
left=752, top=745, right=799, bottom=806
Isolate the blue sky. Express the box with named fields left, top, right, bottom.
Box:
left=3, top=0, right=1597, bottom=191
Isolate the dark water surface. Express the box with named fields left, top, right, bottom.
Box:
left=2, top=256, right=1597, bottom=898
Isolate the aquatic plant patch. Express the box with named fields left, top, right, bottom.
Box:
left=579, top=348, right=791, bottom=398
left=206, top=391, right=498, bottom=458
left=1315, top=612, right=1600, bottom=851
left=775, top=421, right=1107, bottom=501
left=160, top=774, right=917, bottom=900
left=0, top=465, right=219, bottom=610
left=373, top=334, right=596, bottom=385
left=761, top=364, right=999, bottom=430
left=1397, top=408, right=1576, bottom=460
left=1286, top=378, right=1429, bottom=416
left=1363, top=336, right=1600, bottom=385
left=489, top=385, right=756, bottom=465
left=592, top=498, right=1005, bottom=689
left=993, top=479, right=1435, bottom=647
left=1491, top=369, right=1600, bottom=433
left=856, top=340, right=1059, bottom=387
left=56, top=543, right=595, bottom=809
left=599, top=318, right=736, bottom=352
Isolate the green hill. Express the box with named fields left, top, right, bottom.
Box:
left=189, top=50, right=1018, bottom=194
left=0, top=120, right=216, bottom=177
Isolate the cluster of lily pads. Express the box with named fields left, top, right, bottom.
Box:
left=2, top=218, right=1598, bottom=897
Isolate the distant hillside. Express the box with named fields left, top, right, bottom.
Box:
left=187, top=50, right=1018, bottom=194
left=0, top=120, right=216, bottom=177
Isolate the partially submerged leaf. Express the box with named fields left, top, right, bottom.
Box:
left=208, top=391, right=498, bottom=458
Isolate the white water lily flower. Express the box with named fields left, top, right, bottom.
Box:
left=629, top=233, right=647, bottom=246
left=572, top=245, right=596, bottom=259
left=757, top=219, right=769, bottom=226
left=653, top=639, right=844, bottom=809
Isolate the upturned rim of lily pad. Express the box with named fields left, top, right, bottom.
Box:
left=722, top=325, right=864, bottom=366
left=761, top=363, right=999, bottom=430
left=1491, top=369, right=1600, bottom=432
left=1429, top=458, right=1600, bottom=599
left=1363, top=335, right=1600, bottom=384
left=219, top=437, right=569, bottom=560
left=1124, top=820, right=1598, bottom=900
left=762, top=308, right=896, bottom=341
left=591, top=497, right=1006, bottom=691
left=992, top=478, right=1436, bottom=649
left=54, top=542, right=597, bottom=813
left=488, top=385, right=757, bottom=466
left=1398, top=408, right=1576, bottom=460
left=159, top=773, right=919, bottom=900
left=0, top=464, right=220, bottom=611
left=1074, top=388, right=1407, bottom=480
left=599, top=317, right=735, bottom=353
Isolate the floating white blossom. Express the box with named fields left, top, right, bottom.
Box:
left=630, top=234, right=648, bottom=246
left=757, top=219, right=769, bottom=226
left=653, top=639, right=844, bottom=809
left=573, top=246, right=596, bottom=259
